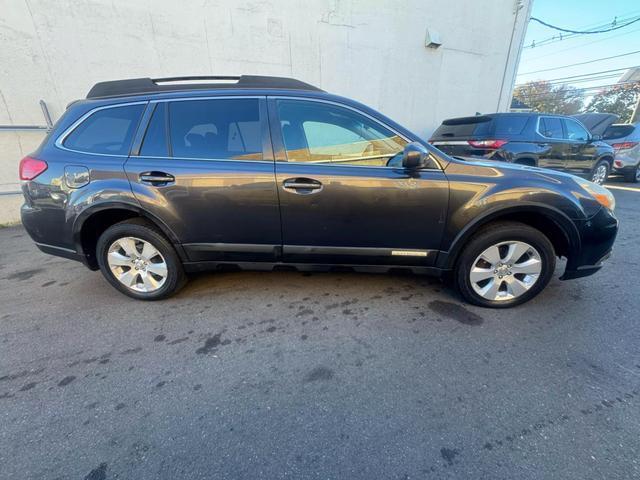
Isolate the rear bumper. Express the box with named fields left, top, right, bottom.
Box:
left=561, top=207, right=618, bottom=281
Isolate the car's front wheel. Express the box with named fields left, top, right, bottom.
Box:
left=590, top=160, right=610, bottom=185
left=455, top=222, right=556, bottom=308
left=96, top=219, right=187, bottom=300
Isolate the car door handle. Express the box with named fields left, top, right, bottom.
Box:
left=282, top=178, right=323, bottom=194
left=139, top=172, right=175, bottom=185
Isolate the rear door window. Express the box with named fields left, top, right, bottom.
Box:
left=539, top=117, right=563, bottom=139
left=168, top=98, right=263, bottom=160
left=63, top=104, right=145, bottom=155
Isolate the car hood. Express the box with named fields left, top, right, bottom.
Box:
left=572, top=113, right=619, bottom=136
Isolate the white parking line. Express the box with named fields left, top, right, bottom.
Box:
left=605, top=185, right=640, bottom=193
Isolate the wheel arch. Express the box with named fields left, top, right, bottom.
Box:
left=437, top=204, right=581, bottom=270
left=72, top=202, right=184, bottom=269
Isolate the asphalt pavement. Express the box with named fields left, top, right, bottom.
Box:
left=1, top=180, right=639, bottom=480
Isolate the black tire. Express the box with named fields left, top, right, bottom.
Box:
left=590, top=160, right=610, bottom=185
left=622, top=164, right=640, bottom=183
left=96, top=218, right=186, bottom=300
left=455, top=222, right=556, bottom=308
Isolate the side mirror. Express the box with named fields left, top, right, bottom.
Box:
left=401, top=142, right=429, bottom=169
left=591, top=134, right=602, bottom=141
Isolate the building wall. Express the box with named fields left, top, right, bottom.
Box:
left=0, top=0, right=531, bottom=223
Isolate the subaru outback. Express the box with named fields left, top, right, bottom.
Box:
left=19, top=76, right=618, bottom=308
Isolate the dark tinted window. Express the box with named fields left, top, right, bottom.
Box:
left=140, top=103, right=168, bottom=157
left=539, top=117, right=563, bottom=139
left=493, top=116, right=528, bottom=135
left=64, top=104, right=144, bottom=155
left=277, top=100, right=407, bottom=166
left=603, top=124, right=635, bottom=140
left=168, top=99, right=262, bottom=160
left=431, top=116, right=493, bottom=139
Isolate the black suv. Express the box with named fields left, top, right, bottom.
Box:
left=19, top=76, right=618, bottom=307
left=430, top=113, right=615, bottom=185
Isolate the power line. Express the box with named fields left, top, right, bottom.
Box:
left=518, top=50, right=640, bottom=76
left=523, top=26, right=640, bottom=62
left=530, top=15, right=640, bottom=34
left=524, top=12, right=640, bottom=49
left=514, top=81, right=640, bottom=99
left=516, top=66, right=639, bottom=85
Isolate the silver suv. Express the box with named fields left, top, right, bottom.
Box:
left=604, top=123, right=640, bottom=183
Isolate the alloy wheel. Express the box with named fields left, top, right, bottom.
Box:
left=107, top=236, right=168, bottom=293
left=592, top=164, right=608, bottom=185
left=469, top=241, right=542, bottom=302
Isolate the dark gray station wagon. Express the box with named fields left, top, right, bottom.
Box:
left=19, top=76, right=618, bottom=307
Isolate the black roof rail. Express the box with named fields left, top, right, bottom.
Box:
left=86, top=75, right=323, bottom=99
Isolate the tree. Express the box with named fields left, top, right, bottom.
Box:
left=584, top=82, right=640, bottom=123
left=512, top=81, right=584, bottom=115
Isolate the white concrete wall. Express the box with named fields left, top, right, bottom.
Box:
left=0, top=0, right=531, bottom=224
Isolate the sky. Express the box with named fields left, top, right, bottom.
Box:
left=516, top=0, right=640, bottom=99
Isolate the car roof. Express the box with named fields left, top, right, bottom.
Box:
left=86, top=76, right=323, bottom=99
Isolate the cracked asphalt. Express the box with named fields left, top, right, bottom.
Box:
left=0, top=180, right=639, bottom=479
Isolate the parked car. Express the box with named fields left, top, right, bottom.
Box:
left=606, top=123, right=640, bottom=182
left=573, top=113, right=640, bottom=183
left=429, top=112, right=615, bottom=184
left=19, top=76, right=618, bottom=307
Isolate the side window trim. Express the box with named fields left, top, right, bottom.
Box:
left=536, top=115, right=565, bottom=140
left=268, top=95, right=429, bottom=169
left=55, top=101, right=149, bottom=157
left=132, top=95, right=273, bottom=163
left=130, top=102, right=157, bottom=156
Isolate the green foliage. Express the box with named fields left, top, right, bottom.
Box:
left=513, top=81, right=584, bottom=115
left=584, top=82, right=640, bottom=123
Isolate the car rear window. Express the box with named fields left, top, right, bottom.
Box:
left=432, top=116, right=492, bottom=138
left=431, top=115, right=528, bottom=139
left=168, top=98, right=262, bottom=161
left=603, top=124, right=635, bottom=140
left=64, top=104, right=145, bottom=155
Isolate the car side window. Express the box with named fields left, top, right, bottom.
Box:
left=276, top=99, right=407, bottom=166
left=539, top=117, right=563, bottom=139
left=168, top=98, right=263, bottom=160
left=63, top=104, right=145, bottom=155
left=563, top=119, right=590, bottom=142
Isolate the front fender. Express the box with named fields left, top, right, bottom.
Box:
left=437, top=203, right=581, bottom=270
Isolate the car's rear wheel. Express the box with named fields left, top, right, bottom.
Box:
left=455, top=222, right=555, bottom=308
left=96, top=219, right=186, bottom=300
left=590, top=160, right=610, bottom=185
left=623, top=163, right=640, bottom=183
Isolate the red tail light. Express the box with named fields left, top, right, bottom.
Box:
left=467, top=139, right=508, bottom=149
left=19, top=156, right=48, bottom=181
left=611, top=141, right=638, bottom=151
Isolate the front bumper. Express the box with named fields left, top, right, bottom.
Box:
left=560, top=207, right=618, bottom=280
